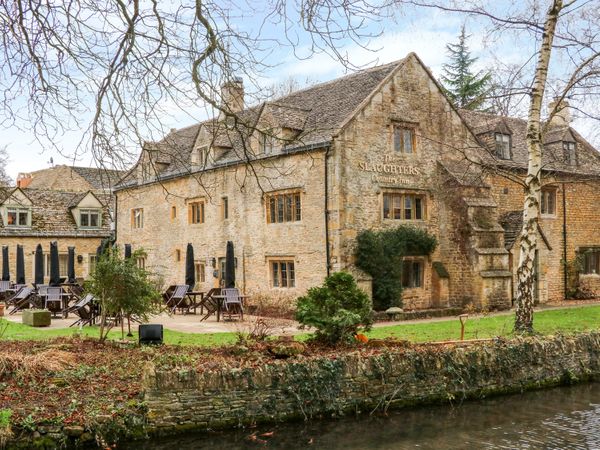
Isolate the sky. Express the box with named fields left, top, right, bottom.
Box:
left=0, top=1, right=592, bottom=181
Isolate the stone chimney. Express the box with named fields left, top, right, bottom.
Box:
left=548, top=97, right=571, bottom=128
left=220, top=77, right=244, bottom=117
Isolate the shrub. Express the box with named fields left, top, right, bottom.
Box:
left=296, top=272, right=373, bottom=344
left=355, top=225, right=437, bottom=310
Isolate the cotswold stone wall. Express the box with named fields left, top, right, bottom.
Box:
left=143, top=333, right=600, bottom=435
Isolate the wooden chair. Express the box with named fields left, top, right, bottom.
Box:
left=164, top=285, right=189, bottom=313
left=222, top=288, right=244, bottom=321
left=0, top=280, right=11, bottom=301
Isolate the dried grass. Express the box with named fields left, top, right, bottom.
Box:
left=0, top=350, right=77, bottom=379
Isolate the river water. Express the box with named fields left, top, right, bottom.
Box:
left=134, top=383, right=600, bottom=449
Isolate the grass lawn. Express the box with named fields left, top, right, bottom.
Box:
left=368, top=305, right=600, bottom=342
left=2, top=305, right=600, bottom=346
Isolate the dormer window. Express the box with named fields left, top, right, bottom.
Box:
left=258, top=132, right=274, bottom=155
left=495, top=133, right=511, bottom=159
left=80, top=209, right=101, bottom=228
left=6, top=207, right=30, bottom=227
left=563, top=141, right=577, bottom=166
left=191, top=146, right=208, bottom=168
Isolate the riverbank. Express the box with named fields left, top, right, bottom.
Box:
left=3, top=331, right=600, bottom=448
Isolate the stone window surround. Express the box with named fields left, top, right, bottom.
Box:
left=187, top=199, right=206, bottom=225
left=381, top=189, right=428, bottom=221
left=540, top=187, right=557, bottom=217
left=4, top=205, right=32, bottom=228
left=195, top=261, right=206, bottom=284
left=580, top=247, right=600, bottom=276
left=221, top=196, right=229, bottom=220
left=563, top=141, right=577, bottom=166
left=268, top=258, right=296, bottom=288
left=131, top=208, right=144, bottom=229
left=44, top=253, right=69, bottom=277
left=401, top=256, right=426, bottom=289
left=265, top=189, right=303, bottom=224
left=390, top=120, right=419, bottom=155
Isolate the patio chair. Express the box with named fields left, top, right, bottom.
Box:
left=45, top=287, right=63, bottom=317
left=67, top=294, right=97, bottom=327
left=8, top=287, right=36, bottom=314
left=0, top=280, right=11, bottom=301
left=198, top=288, right=221, bottom=321
left=222, top=288, right=244, bottom=321
left=164, top=284, right=189, bottom=313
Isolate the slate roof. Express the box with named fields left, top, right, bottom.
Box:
left=498, top=210, right=553, bottom=251
left=0, top=188, right=112, bottom=237
left=460, top=110, right=600, bottom=177
left=70, top=166, right=126, bottom=190
left=118, top=58, right=403, bottom=188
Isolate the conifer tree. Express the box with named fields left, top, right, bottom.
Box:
left=441, top=26, right=491, bottom=110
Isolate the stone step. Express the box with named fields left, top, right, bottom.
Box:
left=463, top=197, right=498, bottom=208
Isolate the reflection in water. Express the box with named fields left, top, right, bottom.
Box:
left=129, top=383, right=600, bottom=449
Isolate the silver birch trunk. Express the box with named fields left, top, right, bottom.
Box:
left=514, top=0, right=563, bottom=332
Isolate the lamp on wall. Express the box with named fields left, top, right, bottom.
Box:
left=77, top=255, right=84, bottom=264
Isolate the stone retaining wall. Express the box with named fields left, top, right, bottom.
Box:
left=143, top=332, right=600, bottom=436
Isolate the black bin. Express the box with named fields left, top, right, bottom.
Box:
left=139, top=324, right=163, bottom=345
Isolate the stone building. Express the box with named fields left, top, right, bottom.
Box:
left=0, top=165, right=125, bottom=283
left=115, top=53, right=600, bottom=310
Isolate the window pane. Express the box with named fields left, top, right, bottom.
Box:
left=277, top=197, right=284, bottom=222
left=285, top=195, right=293, bottom=222
left=7, top=211, right=16, bottom=225
left=59, top=255, right=68, bottom=277
left=393, top=195, right=402, bottom=219
left=18, top=211, right=28, bottom=225
left=272, top=262, right=279, bottom=287
left=90, top=213, right=99, bottom=227
left=289, top=262, right=295, bottom=287
left=541, top=192, right=547, bottom=214
left=402, top=262, right=410, bottom=287
left=548, top=192, right=555, bottom=214
left=281, top=263, right=288, bottom=287
left=294, top=194, right=301, bottom=221
left=403, top=129, right=413, bottom=153
left=415, top=197, right=422, bottom=220
left=394, top=127, right=402, bottom=152
left=269, top=197, right=275, bottom=223
left=412, top=262, right=421, bottom=288
left=383, top=194, right=390, bottom=219
left=81, top=212, right=89, bottom=227
left=404, top=196, right=412, bottom=220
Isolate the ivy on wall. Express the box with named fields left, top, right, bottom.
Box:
left=355, top=225, right=438, bottom=310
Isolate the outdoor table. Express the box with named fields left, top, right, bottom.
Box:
left=183, top=291, right=204, bottom=315
left=211, top=294, right=248, bottom=322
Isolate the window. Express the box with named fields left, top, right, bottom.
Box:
left=175, top=249, right=181, bottom=262
left=171, top=206, right=177, bottom=221
left=131, top=208, right=144, bottom=229
left=195, top=262, right=206, bottom=284
left=45, top=254, right=68, bottom=277
left=540, top=188, right=556, bottom=216
left=137, top=257, right=146, bottom=270
left=6, top=207, right=30, bottom=227
left=393, top=126, right=415, bottom=154
left=222, top=197, right=229, bottom=220
left=271, top=260, right=295, bottom=288
left=563, top=141, right=577, bottom=166
left=402, top=259, right=424, bottom=288
left=383, top=192, right=425, bottom=220
left=258, top=132, right=274, bottom=154
left=80, top=209, right=101, bottom=228
left=266, top=192, right=301, bottom=223
left=495, top=133, right=511, bottom=159
left=582, top=249, right=600, bottom=275
left=191, top=145, right=208, bottom=167
left=88, top=254, right=97, bottom=274
left=188, top=201, right=205, bottom=224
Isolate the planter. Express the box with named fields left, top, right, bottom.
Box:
left=0, top=302, right=4, bottom=317
left=22, top=309, right=51, bottom=327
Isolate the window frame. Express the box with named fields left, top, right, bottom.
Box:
left=494, top=132, right=512, bottom=160
left=392, top=124, right=416, bottom=155
left=540, top=188, right=557, bottom=216
left=131, top=208, right=144, bottom=229
left=581, top=248, right=600, bottom=275
left=382, top=192, right=426, bottom=221
left=170, top=205, right=177, bottom=221
left=221, top=196, right=229, bottom=220
left=266, top=191, right=302, bottom=224
left=5, top=206, right=31, bottom=227
left=401, top=258, right=424, bottom=289
left=79, top=208, right=101, bottom=229
left=45, top=253, right=69, bottom=278
left=563, top=141, right=577, bottom=166
left=258, top=131, right=275, bottom=155
left=270, top=259, right=296, bottom=288
left=188, top=200, right=205, bottom=225
left=194, top=262, right=206, bottom=285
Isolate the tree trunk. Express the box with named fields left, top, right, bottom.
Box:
left=515, top=0, right=563, bottom=333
